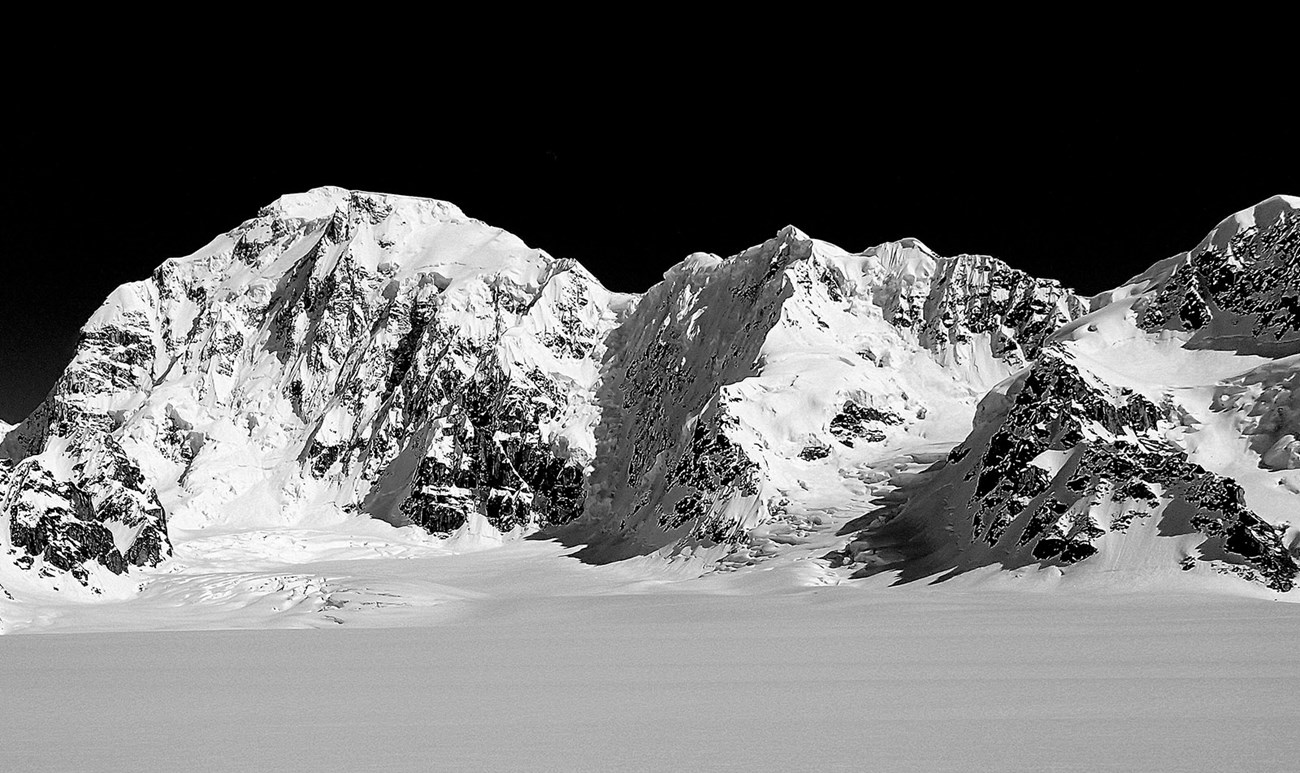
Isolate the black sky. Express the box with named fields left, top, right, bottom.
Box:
left=3, top=64, right=1295, bottom=423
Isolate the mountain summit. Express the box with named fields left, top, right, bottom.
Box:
left=575, top=224, right=1086, bottom=561
left=1, top=188, right=632, bottom=586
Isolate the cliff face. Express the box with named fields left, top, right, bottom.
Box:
left=839, top=196, right=1300, bottom=592
left=2, top=187, right=632, bottom=585
left=1135, top=194, right=1299, bottom=356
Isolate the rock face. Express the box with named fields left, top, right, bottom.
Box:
left=576, top=227, right=1085, bottom=559
left=1, top=434, right=168, bottom=585
left=2, top=187, right=632, bottom=585
left=842, top=195, right=1300, bottom=592
left=1135, top=194, right=1299, bottom=356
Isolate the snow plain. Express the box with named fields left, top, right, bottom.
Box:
left=2, top=513, right=1298, bottom=772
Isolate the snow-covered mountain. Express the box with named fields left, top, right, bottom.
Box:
left=573, top=227, right=1086, bottom=561
left=838, top=195, right=1299, bottom=591
left=2, top=187, right=632, bottom=586
left=2, top=187, right=1295, bottom=596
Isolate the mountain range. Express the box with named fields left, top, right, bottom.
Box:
left=1, top=187, right=1295, bottom=600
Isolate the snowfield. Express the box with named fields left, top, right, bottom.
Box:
left=3, top=512, right=1299, bottom=771
left=3, top=570, right=1298, bottom=772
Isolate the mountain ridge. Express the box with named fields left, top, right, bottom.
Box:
left=1, top=188, right=1295, bottom=598
left=835, top=194, right=1299, bottom=591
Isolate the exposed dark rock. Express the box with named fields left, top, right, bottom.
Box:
left=799, top=445, right=830, bottom=461
left=1139, top=197, right=1299, bottom=354
left=830, top=402, right=902, bottom=446
left=4, top=434, right=169, bottom=584
left=855, top=346, right=1298, bottom=591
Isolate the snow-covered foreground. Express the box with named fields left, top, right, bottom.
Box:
left=2, top=519, right=1298, bottom=771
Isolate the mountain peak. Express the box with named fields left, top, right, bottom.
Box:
left=258, top=186, right=466, bottom=223
left=1202, top=193, right=1298, bottom=252
left=773, top=224, right=812, bottom=242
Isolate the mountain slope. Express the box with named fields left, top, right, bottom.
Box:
left=573, top=227, right=1086, bottom=560
left=840, top=195, right=1300, bottom=591
left=2, top=187, right=632, bottom=586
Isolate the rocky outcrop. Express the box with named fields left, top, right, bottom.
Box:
left=889, top=250, right=1088, bottom=368
left=852, top=348, right=1296, bottom=590
left=2, top=433, right=168, bottom=585
left=839, top=196, right=1300, bottom=592
left=1136, top=194, right=1299, bottom=355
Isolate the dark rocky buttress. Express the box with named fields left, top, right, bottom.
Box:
left=850, top=347, right=1298, bottom=591
left=3, top=434, right=169, bottom=586
left=1138, top=195, right=1299, bottom=356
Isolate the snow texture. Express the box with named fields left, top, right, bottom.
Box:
left=2, top=546, right=1297, bottom=772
